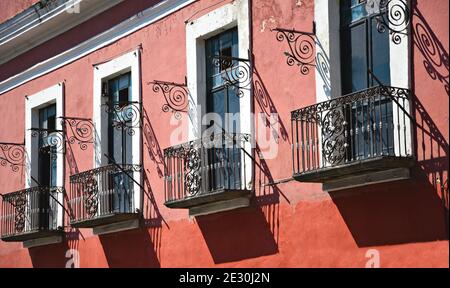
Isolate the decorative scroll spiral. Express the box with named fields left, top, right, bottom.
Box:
left=292, top=85, right=411, bottom=166
left=0, top=143, right=26, bottom=172
left=150, top=80, right=189, bottom=120
left=164, top=143, right=202, bottom=197
left=30, top=128, right=65, bottom=155
left=13, top=192, right=27, bottom=233
left=272, top=28, right=316, bottom=75
left=211, top=56, right=253, bottom=98
left=84, top=175, right=99, bottom=217
left=320, top=108, right=348, bottom=165
left=376, top=0, right=411, bottom=45
left=103, top=102, right=142, bottom=136
left=61, top=118, right=95, bottom=151
left=184, top=148, right=201, bottom=197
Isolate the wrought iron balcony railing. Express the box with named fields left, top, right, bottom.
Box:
left=0, top=186, right=64, bottom=242
left=291, top=85, right=415, bottom=182
left=164, top=133, right=252, bottom=208
left=69, top=164, right=142, bottom=227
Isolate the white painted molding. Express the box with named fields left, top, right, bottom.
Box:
left=92, top=49, right=142, bottom=213
left=0, top=0, right=196, bottom=95
left=0, top=0, right=125, bottom=65
left=25, top=82, right=65, bottom=228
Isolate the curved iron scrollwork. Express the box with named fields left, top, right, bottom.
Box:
left=30, top=128, right=65, bottom=155
left=211, top=55, right=253, bottom=98
left=103, top=101, right=142, bottom=136
left=149, top=80, right=189, bottom=120
left=61, top=117, right=95, bottom=151
left=375, top=0, right=411, bottom=45
left=70, top=164, right=142, bottom=218
left=165, top=143, right=202, bottom=197
left=84, top=175, right=99, bottom=218
left=13, top=191, right=27, bottom=233
left=292, top=85, right=411, bottom=166
left=271, top=27, right=316, bottom=75
left=0, top=143, right=26, bottom=172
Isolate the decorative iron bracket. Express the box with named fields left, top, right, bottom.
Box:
left=375, top=0, right=411, bottom=45
left=271, top=25, right=317, bottom=75
left=60, top=117, right=95, bottom=150
left=102, top=101, right=142, bottom=136
left=30, top=128, right=65, bottom=155
left=210, top=53, right=253, bottom=98
left=0, top=142, right=26, bottom=172
left=148, top=78, right=190, bottom=120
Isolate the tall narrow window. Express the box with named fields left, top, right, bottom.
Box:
left=105, top=72, right=133, bottom=214
left=37, top=104, right=57, bottom=231
left=340, top=0, right=394, bottom=159
left=205, top=28, right=242, bottom=192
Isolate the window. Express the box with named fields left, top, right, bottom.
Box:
left=340, top=0, right=394, bottom=160
left=205, top=28, right=242, bottom=192
left=90, top=49, right=142, bottom=223
left=104, top=72, right=133, bottom=214
left=25, top=83, right=64, bottom=233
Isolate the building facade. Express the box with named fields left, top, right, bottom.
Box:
left=0, top=0, right=448, bottom=268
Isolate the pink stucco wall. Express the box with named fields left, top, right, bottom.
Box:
left=0, top=0, right=448, bottom=268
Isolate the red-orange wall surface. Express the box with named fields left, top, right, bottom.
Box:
left=0, top=0, right=448, bottom=268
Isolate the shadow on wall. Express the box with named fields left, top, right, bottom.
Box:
left=29, top=240, right=70, bottom=268
left=412, top=2, right=449, bottom=95
left=142, top=108, right=166, bottom=178
left=99, top=228, right=160, bottom=268
left=195, top=146, right=283, bottom=265
left=331, top=170, right=448, bottom=247
left=196, top=206, right=278, bottom=264
left=252, top=65, right=289, bottom=144
left=99, top=170, right=163, bottom=268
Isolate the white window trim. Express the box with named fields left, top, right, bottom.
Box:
left=185, top=0, right=253, bottom=191
left=314, top=0, right=413, bottom=161
left=25, top=83, right=65, bottom=228
left=92, top=49, right=142, bottom=213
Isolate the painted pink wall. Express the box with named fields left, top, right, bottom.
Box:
left=0, top=0, right=448, bottom=268
left=0, top=0, right=39, bottom=23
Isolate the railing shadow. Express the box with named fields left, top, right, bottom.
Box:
left=252, top=65, right=289, bottom=144
left=142, top=108, right=166, bottom=178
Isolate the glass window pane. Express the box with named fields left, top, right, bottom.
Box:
left=371, top=16, right=391, bottom=86
left=342, top=23, right=368, bottom=94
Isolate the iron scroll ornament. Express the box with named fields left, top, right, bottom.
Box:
left=149, top=80, right=190, bottom=120
left=60, top=117, right=95, bottom=151
left=103, top=101, right=142, bottom=136
left=271, top=27, right=317, bottom=76
left=165, top=143, right=202, bottom=197
left=0, top=143, right=26, bottom=172
left=30, top=128, right=65, bottom=155
left=375, top=0, right=411, bottom=45
left=210, top=55, right=253, bottom=98
left=291, top=86, right=411, bottom=165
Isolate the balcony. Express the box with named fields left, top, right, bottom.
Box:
left=291, top=86, right=415, bottom=187
left=69, top=164, right=142, bottom=229
left=0, top=186, right=64, bottom=242
left=164, top=133, right=252, bottom=216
